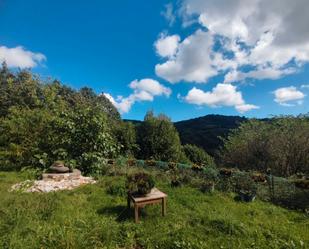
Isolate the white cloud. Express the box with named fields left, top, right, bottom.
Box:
left=0, top=45, right=46, bottom=68
left=224, top=67, right=296, bottom=83
left=155, top=0, right=309, bottom=84
left=154, top=34, right=180, bottom=58
left=104, top=79, right=171, bottom=113
left=161, top=3, right=176, bottom=26
left=273, top=86, right=305, bottom=106
left=183, top=83, right=259, bottom=113
left=301, top=84, right=309, bottom=89
left=155, top=30, right=217, bottom=83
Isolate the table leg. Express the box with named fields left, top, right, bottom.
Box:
left=162, top=197, right=166, bottom=216
left=127, top=196, right=130, bottom=209
left=134, top=204, right=139, bottom=223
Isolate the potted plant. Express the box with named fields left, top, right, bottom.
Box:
left=235, top=174, right=257, bottom=202
left=126, top=172, right=155, bottom=196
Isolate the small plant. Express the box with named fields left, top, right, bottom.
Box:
left=107, top=182, right=127, bottom=197
left=235, top=174, right=257, bottom=202
left=126, top=172, right=155, bottom=196
left=200, top=181, right=215, bottom=193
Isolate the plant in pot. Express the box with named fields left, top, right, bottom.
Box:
left=235, top=174, right=257, bottom=202
left=126, top=172, right=155, bottom=196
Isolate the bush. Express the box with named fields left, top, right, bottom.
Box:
left=106, top=181, right=127, bottom=197
left=235, top=174, right=257, bottom=200
left=126, top=172, right=155, bottom=196
left=183, top=144, right=215, bottom=166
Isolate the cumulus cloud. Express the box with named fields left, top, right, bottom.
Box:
left=0, top=45, right=46, bottom=68
left=273, top=86, right=305, bottom=106
left=155, top=0, right=309, bottom=84
left=154, top=34, right=180, bottom=58
left=155, top=30, right=217, bottom=83
left=104, top=79, right=171, bottom=113
left=183, top=83, right=259, bottom=113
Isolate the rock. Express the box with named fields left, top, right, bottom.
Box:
left=49, top=165, right=70, bottom=173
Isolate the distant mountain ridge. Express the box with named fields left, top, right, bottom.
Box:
left=125, top=114, right=247, bottom=156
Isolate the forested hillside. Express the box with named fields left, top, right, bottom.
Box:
left=174, top=115, right=247, bottom=156
left=126, top=115, right=247, bottom=156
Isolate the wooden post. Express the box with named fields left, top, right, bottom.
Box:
left=134, top=204, right=139, bottom=223
left=162, top=197, right=166, bottom=216
left=127, top=196, right=130, bottom=209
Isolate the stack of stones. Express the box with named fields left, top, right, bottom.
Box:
left=42, top=161, right=82, bottom=181
left=11, top=161, right=96, bottom=192
left=49, top=161, right=70, bottom=173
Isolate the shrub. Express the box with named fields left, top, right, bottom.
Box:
left=235, top=174, right=258, bottom=200
left=126, top=172, right=155, bottom=196
left=106, top=182, right=127, bottom=197
left=200, top=181, right=215, bottom=193
left=183, top=144, right=215, bottom=166
left=203, top=167, right=219, bottom=182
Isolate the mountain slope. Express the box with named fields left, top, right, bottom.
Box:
left=126, top=115, right=247, bottom=156
left=174, top=115, right=247, bottom=156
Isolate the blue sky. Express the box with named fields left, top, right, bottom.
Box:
left=0, top=0, right=308, bottom=121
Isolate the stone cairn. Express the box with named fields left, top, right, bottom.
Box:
left=11, top=161, right=96, bottom=193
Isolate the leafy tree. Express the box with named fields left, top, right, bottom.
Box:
left=0, top=65, right=121, bottom=172
left=137, top=111, right=185, bottom=162
left=220, top=116, right=309, bottom=176
left=182, top=144, right=215, bottom=167
left=113, top=121, right=138, bottom=157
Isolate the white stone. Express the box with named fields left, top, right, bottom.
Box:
left=11, top=174, right=96, bottom=193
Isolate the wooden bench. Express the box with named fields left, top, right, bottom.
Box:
left=127, top=188, right=167, bottom=223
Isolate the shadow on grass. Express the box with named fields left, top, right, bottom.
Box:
left=97, top=205, right=135, bottom=222
left=97, top=205, right=153, bottom=222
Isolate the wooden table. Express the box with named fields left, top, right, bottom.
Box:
left=127, top=188, right=167, bottom=223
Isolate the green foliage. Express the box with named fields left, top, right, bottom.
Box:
left=234, top=174, right=258, bottom=197
left=113, top=121, right=138, bottom=156
left=126, top=172, right=155, bottom=195
left=137, top=111, right=185, bottom=162
left=183, top=144, right=215, bottom=167
left=0, top=65, right=121, bottom=173
left=220, top=117, right=309, bottom=177
left=106, top=179, right=127, bottom=197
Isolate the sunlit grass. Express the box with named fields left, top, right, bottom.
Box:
left=0, top=171, right=308, bottom=249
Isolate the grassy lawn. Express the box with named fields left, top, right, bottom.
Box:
left=0, top=171, right=308, bottom=249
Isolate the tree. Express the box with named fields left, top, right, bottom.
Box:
left=220, top=116, right=309, bottom=176
left=137, top=111, right=185, bottom=162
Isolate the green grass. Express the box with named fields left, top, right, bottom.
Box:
left=0, top=171, right=308, bottom=249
